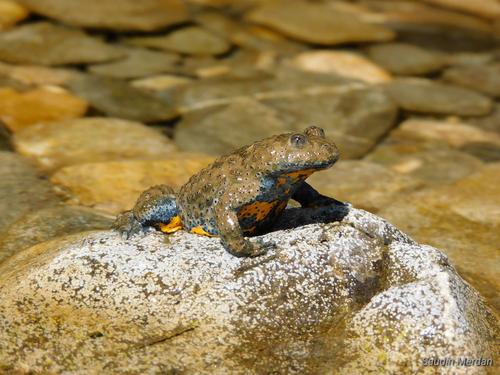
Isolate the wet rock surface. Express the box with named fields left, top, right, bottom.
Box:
left=0, top=207, right=496, bottom=374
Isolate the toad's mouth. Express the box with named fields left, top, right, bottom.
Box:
left=278, top=155, right=339, bottom=173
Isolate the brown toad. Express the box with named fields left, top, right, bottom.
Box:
left=113, top=126, right=345, bottom=257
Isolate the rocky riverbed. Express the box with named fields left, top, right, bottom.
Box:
left=0, top=0, right=499, bottom=373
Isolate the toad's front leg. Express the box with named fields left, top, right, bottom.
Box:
left=214, top=195, right=273, bottom=258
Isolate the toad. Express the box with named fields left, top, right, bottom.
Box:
left=113, top=126, right=345, bottom=257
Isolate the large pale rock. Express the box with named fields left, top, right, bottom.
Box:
left=384, top=78, right=493, bottom=116
left=246, top=0, right=394, bottom=45
left=379, top=164, right=500, bottom=312
left=0, top=152, right=60, bottom=233
left=125, top=26, right=231, bottom=56
left=67, top=75, right=178, bottom=122
left=0, top=207, right=496, bottom=373
left=366, top=42, right=447, bottom=75
left=17, top=0, right=189, bottom=31
left=0, top=205, right=112, bottom=264
left=0, top=86, right=88, bottom=132
left=13, top=117, right=177, bottom=172
left=0, top=0, right=28, bottom=30
left=0, top=22, right=125, bottom=65
left=50, top=154, right=215, bottom=214
left=290, top=50, right=391, bottom=83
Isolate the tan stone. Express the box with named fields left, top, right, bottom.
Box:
left=395, top=118, right=500, bottom=148
left=130, top=74, right=193, bottom=92
left=0, top=0, right=28, bottom=30
left=246, top=0, right=394, bottom=45
left=50, top=155, right=215, bottom=214
left=307, top=160, right=422, bottom=213
left=290, top=50, right=391, bottom=84
left=0, top=62, right=79, bottom=86
left=13, top=117, right=177, bottom=172
left=421, top=0, right=500, bottom=20
left=0, top=86, right=88, bottom=132
left=379, top=164, right=500, bottom=312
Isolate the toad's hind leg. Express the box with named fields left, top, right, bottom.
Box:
left=113, top=185, right=180, bottom=238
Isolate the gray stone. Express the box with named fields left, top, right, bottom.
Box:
left=366, top=42, right=447, bottom=75
left=125, top=26, right=231, bottom=56
left=460, top=142, right=500, bottom=162
left=173, top=75, right=397, bottom=159
left=88, top=47, right=180, bottom=79
left=0, top=205, right=112, bottom=264
left=12, top=117, right=177, bottom=172
left=0, top=207, right=496, bottom=373
left=442, top=63, right=500, bottom=98
left=0, top=152, right=60, bottom=233
left=67, top=75, right=178, bottom=122
left=384, top=78, right=493, bottom=116
left=467, top=103, right=500, bottom=134
left=0, top=22, right=125, bottom=66
left=17, top=0, right=189, bottom=31
left=246, top=0, right=394, bottom=45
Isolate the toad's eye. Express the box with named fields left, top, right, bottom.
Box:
left=290, top=134, right=307, bottom=148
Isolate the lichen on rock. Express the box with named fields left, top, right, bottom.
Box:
left=0, top=206, right=496, bottom=374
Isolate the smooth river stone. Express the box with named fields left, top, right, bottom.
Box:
left=88, top=47, right=180, bottom=79
left=366, top=42, right=447, bottom=75
left=0, top=151, right=60, bottom=234
left=0, top=22, right=125, bottom=66
left=0, top=62, right=80, bottom=87
left=13, top=117, right=177, bottom=172
left=307, top=160, right=422, bottom=213
left=393, top=118, right=500, bottom=148
left=131, top=74, right=193, bottom=92
left=442, top=64, right=500, bottom=98
left=50, top=154, right=215, bottom=214
left=125, top=26, right=231, bottom=56
left=0, top=0, right=28, bottom=30
left=17, top=0, right=188, bottom=31
left=0, top=86, right=88, bottom=132
left=246, top=0, right=394, bottom=45
left=420, top=0, right=500, bottom=20
left=383, top=78, right=493, bottom=116
left=67, top=75, right=178, bottom=122
left=379, top=163, right=500, bottom=312
left=290, top=50, right=391, bottom=84
left=0, top=205, right=112, bottom=265
left=366, top=141, right=484, bottom=185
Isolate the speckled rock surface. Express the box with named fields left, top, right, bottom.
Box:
left=0, top=207, right=496, bottom=374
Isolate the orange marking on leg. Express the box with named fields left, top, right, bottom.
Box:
left=159, top=216, right=182, bottom=234
left=238, top=201, right=278, bottom=222
left=190, top=226, right=215, bottom=237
